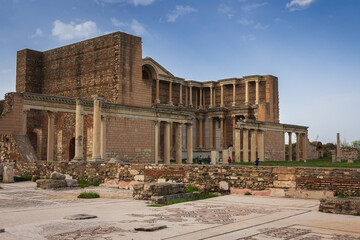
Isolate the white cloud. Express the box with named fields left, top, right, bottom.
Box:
left=130, top=19, right=147, bottom=35
left=166, top=5, right=197, bottom=23
left=255, top=23, right=269, bottom=29
left=286, top=0, right=315, bottom=12
left=218, top=3, right=232, bottom=14
left=29, top=28, right=43, bottom=39
left=52, top=20, right=101, bottom=41
left=242, top=2, right=267, bottom=12
left=96, top=0, right=155, bottom=6
left=111, top=18, right=147, bottom=36
left=241, top=34, right=256, bottom=41
left=238, top=19, right=253, bottom=25
left=111, top=18, right=127, bottom=27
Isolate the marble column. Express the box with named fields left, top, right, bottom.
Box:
left=189, top=86, right=193, bottom=107
left=213, top=87, right=216, bottom=107
left=245, top=81, right=249, bottom=105
left=179, top=84, right=183, bottom=106
left=336, top=133, right=341, bottom=162
left=232, top=81, right=236, bottom=106
left=185, top=86, right=188, bottom=106
left=209, top=87, right=213, bottom=108
left=209, top=117, right=214, bottom=148
left=186, top=123, right=193, bottom=164
left=250, top=129, right=257, bottom=162
left=288, top=132, right=293, bottom=161
left=91, top=95, right=104, bottom=162
left=257, top=130, right=264, bottom=161
left=175, top=123, right=183, bottom=164
left=155, top=79, right=160, bottom=103
left=199, top=117, right=203, bottom=148
left=220, top=117, right=224, bottom=148
left=47, top=111, right=55, bottom=162
left=100, top=116, right=107, bottom=160
left=234, top=127, right=241, bottom=162
left=220, top=85, right=224, bottom=107
left=242, top=129, right=249, bottom=162
left=302, top=132, right=307, bottom=161
left=199, top=88, right=203, bottom=109
left=255, top=80, right=260, bottom=104
left=232, top=117, right=236, bottom=146
left=168, top=81, right=173, bottom=105
left=282, top=132, right=286, bottom=161
left=296, top=133, right=300, bottom=161
left=154, top=121, right=159, bottom=164
left=72, top=98, right=84, bottom=161
left=164, top=121, right=171, bottom=164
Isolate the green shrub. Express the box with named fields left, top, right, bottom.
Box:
left=184, top=184, right=200, bottom=193
left=14, top=175, right=32, bottom=182
left=78, top=192, right=100, bottom=199
left=77, top=179, right=101, bottom=188
left=0, top=186, right=3, bottom=189
left=244, top=192, right=252, bottom=195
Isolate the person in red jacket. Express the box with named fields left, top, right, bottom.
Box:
left=228, top=156, right=232, bottom=165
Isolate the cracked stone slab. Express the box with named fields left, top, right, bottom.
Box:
left=64, top=214, right=97, bottom=220
left=134, top=224, right=167, bottom=232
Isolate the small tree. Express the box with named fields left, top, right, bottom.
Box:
left=352, top=140, right=360, bottom=151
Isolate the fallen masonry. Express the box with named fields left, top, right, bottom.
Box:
left=64, top=214, right=98, bottom=220
left=133, top=182, right=199, bottom=204
left=36, top=171, right=78, bottom=189
left=134, top=224, right=167, bottom=232
left=319, top=197, right=360, bottom=215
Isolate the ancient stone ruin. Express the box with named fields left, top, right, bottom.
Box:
left=36, top=171, right=78, bottom=189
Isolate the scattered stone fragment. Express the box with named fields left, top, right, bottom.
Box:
left=64, top=214, right=97, bottom=220
left=0, top=228, right=4, bottom=233
left=65, top=179, right=78, bottom=187
left=50, top=171, right=66, bottom=180
left=134, top=224, right=167, bottom=232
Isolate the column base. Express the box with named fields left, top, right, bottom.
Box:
left=71, top=158, right=85, bottom=162
left=155, top=99, right=160, bottom=104
left=232, top=103, right=236, bottom=107
left=88, top=158, right=104, bottom=162
left=255, top=101, right=259, bottom=105
left=168, top=101, right=173, bottom=105
left=220, top=104, right=225, bottom=108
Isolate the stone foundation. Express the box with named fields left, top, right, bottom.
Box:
left=319, top=197, right=360, bottom=215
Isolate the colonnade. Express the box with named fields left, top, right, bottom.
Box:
left=285, top=131, right=307, bottom=161
left=153, top=79, right=262, bottom=108
left=234, top=128, right=265, bottom=163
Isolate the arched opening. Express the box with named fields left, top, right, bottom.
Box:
left=142, top=64, right=157, bottom=104
left=68, top=137, right=75, bottom=161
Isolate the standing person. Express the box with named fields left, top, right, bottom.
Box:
left=207, top=155, right=211, bottom=165
left=228, top=156, right=232, bottom=165
left=255, top=158, right=259, bottom=166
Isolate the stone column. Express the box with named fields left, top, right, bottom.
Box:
left=250, top=129, right=257, bottom=162
left=296, top=133, right=300, bottom=161
left=209, top=117, right=214, bottom=148
left=255, top=80, right=260, bottom=104
left=155, top=79, right=160, bottom=103
left=302, top=132, right=307, bottom=161
left=72, top=98, right=84, bottom=161
left=288, top=132, right=293, bottom=161
left=245, top=81, right=249, bottom=105
left=100, top=116, right=107, bottom=160
left=234, top=127, right=241, bottom=162
left=185, top=86, right=188, bottom=106
left=47, top=111, right=55, bottom=162
left=257, top=130, right=264, bottom=161
left=213, top=87, right=216, bottom=107
left=164, top=121, right=171, bottom=164
left=232, top=81, right=236, bottom=106
left=168, top=81, right=173, bottom=105
left=175, top=123, right=183, bottom=164
left=282, top=132, right=286, bottom=161
left=199, top=117, right=203, bottom=148
left=179, top=84, right=183, bottom=106
left=199, top=88, right=203, bottom=109
left=189, top=86, right=193, bottom=107
left=232, top=117, right=236, bottom=146
left=220, top=117, right=224, bottom=148
left=154, top=121, right=159, bottom=164
left=209, top=87, right=213, bottom=108
left=186, top=123, right=193, bottom=164
left=242, top=129, right=249, bottom=162
left=91, top=95, right=104, bottom=162
left=336, top=133, right=341, bottom=162
left=220, top=85, right=224, bottom=107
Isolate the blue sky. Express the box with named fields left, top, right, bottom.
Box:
left=0, top=0, right=359, bottom=144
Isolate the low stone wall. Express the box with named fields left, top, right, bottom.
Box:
left=319, top=197, right=360, bottom=215
left=13, top=162, right=360, bottom=196
left=0, top=134, right=23, bottom=163
left=341, top=147, right=360, bottom=161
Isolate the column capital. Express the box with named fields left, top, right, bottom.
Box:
left=92, top=95, right=104, bottom=101
left=75, top=97, right=86, bottom=105
left=47, top=111, right=55, bottom=118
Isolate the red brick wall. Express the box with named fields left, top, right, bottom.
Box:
left=0, top=93, right=25, bottom=135
left=264, top=130, right=284, bottom=161
left=16, top=49, right=43, bottom=93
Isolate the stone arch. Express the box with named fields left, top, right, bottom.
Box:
left=142, top=64, right=158, bottom=104
left=68, top=137, right=75, bottom=161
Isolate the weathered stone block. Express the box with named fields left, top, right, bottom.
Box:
left=319, top=197, right=360, bottom=215
left=2, top=162, right=14, bottom=183
left=36, top=179, right=67, bottom=189
left=50, top=171, right=65, bottom=180
left=273, top=180, right=296, bottom=188
left=219, top=181, right=229, bottom=191
left=65, top=179, right=78, bottom=187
